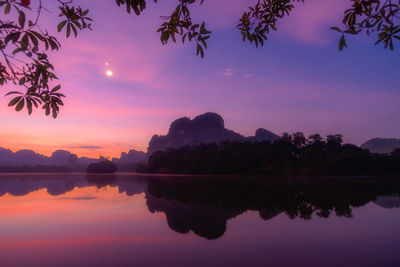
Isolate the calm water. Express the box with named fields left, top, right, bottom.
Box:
left=1, top=173, right=400, bottom=267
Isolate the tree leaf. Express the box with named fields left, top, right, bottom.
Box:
left=339, top=35, right=347, bottom=51
left=15, top=98, right=25, bottom=111
left=8, top=96, right=22, bottom=106
left=4, top=3, right=10, bottom=14
left=19, top=11, right=25, bottom=28
left=66, top=23, right=71, bottom=38
left=57, top=20, right=67, bottom=32
left=51, top=85, right=61, bottom=93
left=26, top=99, right=32, bottom=115
left=330, top=26, right=342, bottom=33
left=5, top=91, right=22, bottom=96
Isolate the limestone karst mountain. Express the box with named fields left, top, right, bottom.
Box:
left=147, top=112, right=279, bottom=156
left=361, top=138, right=400, bottom=154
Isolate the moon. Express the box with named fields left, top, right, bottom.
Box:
left=105, top=70, right=113, bottom=77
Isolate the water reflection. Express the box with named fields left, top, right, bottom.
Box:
left=0, top=174, right=400, bottom=240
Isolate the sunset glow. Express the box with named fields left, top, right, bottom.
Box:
left=0, top=0, right=398, bottom=158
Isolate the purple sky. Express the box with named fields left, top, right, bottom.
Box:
left=1, top=0, right=399, bottom=158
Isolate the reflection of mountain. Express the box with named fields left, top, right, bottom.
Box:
left=1, top=174, right=400, bottom=240
left=259, top=208, right=281, bottom=220
left=361, top=138, right=400, bottom=154
left=146, top=188, right=243, bottom=239
left=147, top=112, right=279, bottom=155
left=0, top=174, right=89, bottom=196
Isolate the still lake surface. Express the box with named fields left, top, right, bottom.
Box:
left=1, top=173, right=400, bottom=266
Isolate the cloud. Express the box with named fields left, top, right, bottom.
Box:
left=67, top=145, right=102, bottom=150
left=61, top=196, right=97, bottom=200
left=223, top=68, right=235, bottom=77
left=278, top=0, right=349, bottom=44
left=243, top=73, right=254, bottom=78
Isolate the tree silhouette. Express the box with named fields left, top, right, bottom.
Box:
left=143, top=132, right=400, bottom=175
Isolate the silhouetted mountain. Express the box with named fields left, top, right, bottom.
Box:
left=147, top=112, right=279, bottom=155
left=374, top=196, right=400, bottom=209
left=51, top=150, right=78, bottom=165
left=0, top=148, right=14, bottom=165
left=0, top=148, right=96, bottom=168
left=112, top=149, right=146, bottom=171
left=361, top=138, right=400, bottom=154
left=246, top=128, right=280, bottom=142
left=14, top=150, right=49, bottom=165
left=0, top=147, right=145, bottom=172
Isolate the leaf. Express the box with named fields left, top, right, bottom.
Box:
left=31, top=99, right=38, bottom=108
left=30, top=31, right=45, bottom=41
left=4, top=3, right=10, bottom=14
left=19, top=11, right=25, bottom=28
left=19, top=77, right=26, bottom=85
left=51, top=85, right=61, bottom=93
left=330, top=26, right=342, bottom=33
left=339, top=35, right=347, bottom=51
left=5, top=91, right=22, bottom=96
left=5, top=32, right=20, bottom=44
left=66, top=23, right=71, bottom=38
left=26, top=99, right=32, bottom=115
left=45, top=105, right=50, bottom=116
left=71, top=23, right=78, bottom=37
left=15, top=98, right=25, bottom=112
left=57, top=21, right=67, bottom=32
left=28, top=33, right=38, bottom=47
left=21, top=34, right=29, bottom=50
left=8, top=96, right=22, bottom=106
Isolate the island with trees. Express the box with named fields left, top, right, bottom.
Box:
left=141, top=132, right=400, bottom=175
left=86, top=160, right=118, bottom=174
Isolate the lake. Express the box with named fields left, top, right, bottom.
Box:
left=1, top=173, right=400, bottom=266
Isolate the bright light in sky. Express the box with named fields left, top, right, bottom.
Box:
left=105, top=69, right=113, bottom=77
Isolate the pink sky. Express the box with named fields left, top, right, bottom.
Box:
left=1, top=0, right=399, bottom=158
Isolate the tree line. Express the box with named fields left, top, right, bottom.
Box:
left=140, top=132, right=400, bottom=175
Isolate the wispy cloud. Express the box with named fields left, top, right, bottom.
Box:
left=61, top=196, right=97, bottom=200
left=223, top=68, right=235, bottom=77
left=67, top=145, right=102, bottom=150
left=279, top=0, right=349, bottom=44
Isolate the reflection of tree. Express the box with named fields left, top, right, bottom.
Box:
left=144, top=176, right=400, bottom=238
left=86, top=174, right=117, bottom=188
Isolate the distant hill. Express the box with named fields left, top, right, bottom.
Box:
left=147, top=112, right=279, bottom=155
left=112, top=149, right=146, bottom=171
left=0, top=149, right=93, bottom=167
left=0, top=147, right=145, bottom=172
left=361, top=138, right=400, bottom=154
left=112, top=149, right=146, bottom=165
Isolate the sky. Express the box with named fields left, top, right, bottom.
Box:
left=0, top=0, right=399, bottom=158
